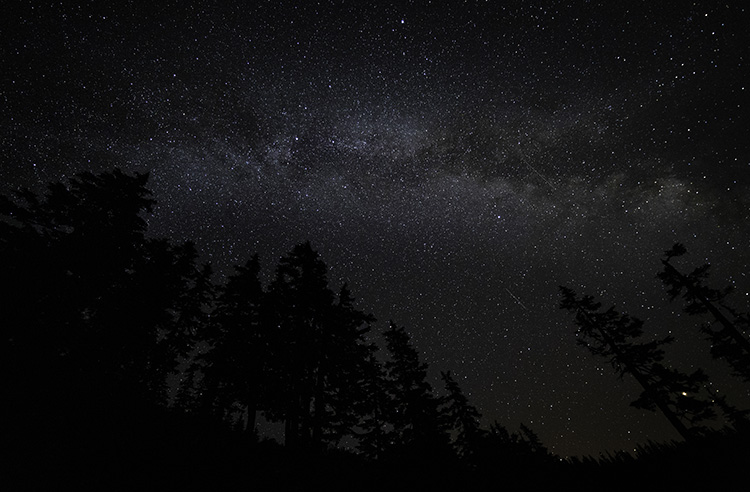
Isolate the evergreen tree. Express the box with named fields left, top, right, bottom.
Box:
left=264, top=242, right=375, bottom=448
left=382, top=322, right=450, bottom=457
left=1, top=169, right=209, bottom=478
left=202, top=255, right=265, bottom=433
left=355, top=351, right=392, bottom=459
left=706, top=387, right=750, bottom=431
left=517, top=423, right=549, bottom=458
left=560, top=287, right=716, bottom=441
left=318, top=284, right=378, bottom=445
left=1, top=169, right=167, bottom=405
left=143, top=240, right=216, bottom=403
left=471, top=421, right=554, bottom=487
left=263, top=242, right=330, bottom=447
left=440, top=371, right=486, bottom=463
left=658, top=243, right=750, bottom=382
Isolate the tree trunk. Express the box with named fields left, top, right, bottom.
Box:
left=285, top=412, right=298, bottom=448
left=311, top=369, right=325, bottom=449
left=245, top=400, right=257, bottom=436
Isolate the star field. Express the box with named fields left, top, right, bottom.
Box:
left=3, top=1, right=749, bottom=456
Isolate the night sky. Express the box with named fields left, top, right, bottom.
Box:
left=3, top=1, right=749, bottom=457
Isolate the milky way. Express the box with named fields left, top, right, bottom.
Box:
left=3, top=1, right=749, bottom=456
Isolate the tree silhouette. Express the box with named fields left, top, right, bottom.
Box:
left=382, top=321, right=451, bottom=458
left=470, top=421, right=554, bottom=488
left=355, top=350, right=392, bottom=460
left=658, top=243, right=750, bottom=382
left=264, top=242, right=376, bottom=449
left=1, top=169, right=163, bottom=405
left=517, top=422, right=549, bottom=458
left=1, top=169, right=216, bottom=485
left=321, top=284, right=379, bottom=445
left=141, top=240, right=216, bottom=403
left=15, top=169, right=749, bottom=486
left=440, top=371, right=486, bottom=464
left=559, top=287, right=715, bottom=441
left=168, top=255, right=216, bottom=412
left=200, top=254, right=265, bottom=434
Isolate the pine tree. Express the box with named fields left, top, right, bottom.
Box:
left=658, top=243, right=750, bottom=382
left=382, top=322, right=450, bottom=457
left=559, top=287, right=716, bottom=441
left=474, top=421, right=553, bottom=483
left=316, top=284, right=378, bottom=446
left=1, top=169, right=206, bottom=476
left=1, top=169, right=164, bottom=402
left=263, top=242, right=329, bottom=447
left=264, top=242, right=375, bottom=448
left=201, top=254, right=265, bottom=434
left=142, top=240, right=216, bottom=404
left=517, top=423, right=549, bottom=458
left=355, top=351, right=391, bottom=459
left=440, top=371, right=486, bottom=464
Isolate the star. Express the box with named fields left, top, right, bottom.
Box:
left=2, top=0, right=748, bottom=459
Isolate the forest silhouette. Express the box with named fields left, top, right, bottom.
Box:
left=3, top=169, right=748, bottom=490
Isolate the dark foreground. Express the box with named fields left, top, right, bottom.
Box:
left=8, top=403, right=748, bottom=492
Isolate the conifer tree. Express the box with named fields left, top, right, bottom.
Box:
left=560, top=287, right=716, bottom=441
left=440, top=371, right=485, bottom=463
left=317, top=284, right=378, bottom=445
left=143, top=240, right=216, bottom=403
left=382, top=322, right=450, bottom=456
left=355, top=351, right=392, bottom=459
left=202, top=255, right=265, bottom=433
left=263, top=242, right=331, bottom=447
left=474, top=421, right=553, bottom=482
left=658, top=243, right=750, bottom=382
left=1, top=169, right=208, bottom=472
left=517, top=423, right=549, bottom=457
left=1, top=169, right=163, bottom=401
left=264, top=242, right=375, bottom=448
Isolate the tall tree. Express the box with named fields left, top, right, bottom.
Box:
left=1, top=169, right=208, bottom=477
left=264, top=242, right=376, bottom=449
left=382, top=322, right=450, bottom=456
left=658, top=243, right=750, bottom=382
left=201, top=254, right=265, bottom=433
left=142, top=240, right=216, bottom=403
left=440, top=371, right=486, bottom=463
left=1, top=169, right=161, bottom=402
left=315, top=284, right=378, bottom=445
left=355, top=351, right=392, bottom=460
left=263, top=242, right=330, bottom=447
left=559, top=287, right=716, bottom=441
